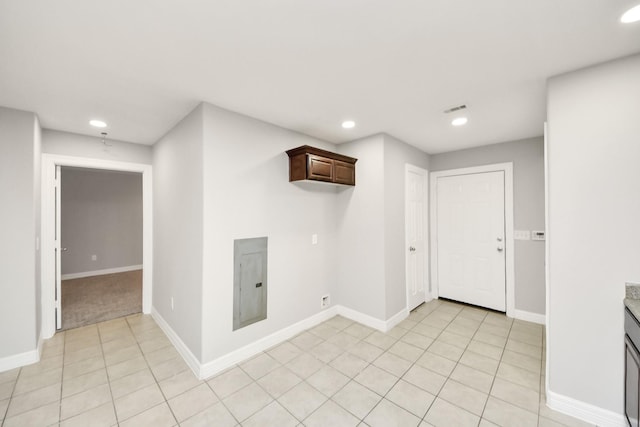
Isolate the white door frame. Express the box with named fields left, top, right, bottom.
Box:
left=405, top=164, right=430, bottom=311
left=430, top=162, right=515, bottom=317
left=41, top=154, right=153, bottom=338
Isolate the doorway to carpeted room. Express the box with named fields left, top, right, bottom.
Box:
left=59, top=167, right=143, bottom=331
left=61, top=269, right=142, bottom=330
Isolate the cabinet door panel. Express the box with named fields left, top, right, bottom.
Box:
left=626, top=336, right=640, bottom=427
left=308, top=155, right=333, bottom=181
left=334, top=160, right=355, bottom=185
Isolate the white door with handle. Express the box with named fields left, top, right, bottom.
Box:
left=435, top=170, right=506, bottom=311
left=406, top=164, right=428, bottom=311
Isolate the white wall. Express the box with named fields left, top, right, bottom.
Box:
left=335, top=134, right=430, bottom=321
left=0, top=106, right=40, bottom=359
left=383, top=134, right=429, bottom=318
left=430, top=137, right=545, bottom=315
left=153, top=105, right=204, bottom=360
left=61, top=168, right=142, bottom=275
left=201, top=103, right=338, bottom=362
left=547, top=54, right=640, bottom=417
left=43, top=129, right=152, bottom=164
left=335, top=135, right=387, bottom=320
left=34, top=117, right=42, bottom=343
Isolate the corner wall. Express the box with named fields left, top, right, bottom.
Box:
left=152, top=105, right=204, bottom=360
left=546, top=54, right=640, bottom=420
left=0, top=106, right=40, bottom=361
left=335, top=135, right=387, bottom=319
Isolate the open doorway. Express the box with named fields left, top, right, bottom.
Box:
left=59, top=167, right=143, bottom=330
left=41, top=154, right=153, bottom=340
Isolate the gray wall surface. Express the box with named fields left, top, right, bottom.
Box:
left=61, top=168, right=142, bottom=275
left=430, top=137, right=545, bottom=315
left=0, top=106, right=40, bottom=359
left=335, top=135, right=387, bottom=320
left=153, top=104, right=204, bottom=360
left=335, top=134, right=430, bottom=321
left=43, top=129, right=152, bottom=164
left=201, top=102, right=338, bottom=362
left=34, top=118, right=42, bottom=343
left=547, top=54, right=640, bottom=415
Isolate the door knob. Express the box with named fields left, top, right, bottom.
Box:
left=61, top=247, right=68, bottom=252
left=497, top=247, right=503, bottom=252
left=497, top=237, right=503, bottom=242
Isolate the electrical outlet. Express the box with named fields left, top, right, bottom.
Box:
left=91, top=254, right=97, bottom=261
left=312, top=234, right=318, bottom=245
left=321, top=294, right=330, bottom=309
left=171, top=297, right=174, bottom=311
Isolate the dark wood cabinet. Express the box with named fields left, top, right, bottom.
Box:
left=626, top=308, right=640, bottom=427
left=286, top=145, right=357, bottom=186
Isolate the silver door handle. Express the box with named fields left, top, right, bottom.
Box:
left=409, top=246, right=416, bottom=252
left=61, top=247, right=68, bottom=252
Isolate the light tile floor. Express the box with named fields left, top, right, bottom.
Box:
left=0, top=299, right=595, bottom=426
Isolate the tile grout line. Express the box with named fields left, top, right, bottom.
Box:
left=124, top=314, right=178, bottom=425
left=415, top=302, right=487, bottom=425
left=95, top=322, right=120, bottom=427
left=477, top=311, right=515, bottom=426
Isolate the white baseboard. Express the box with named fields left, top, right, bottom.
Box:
left=0, top=347, right=40, bottom=373
left=385, top=308, right=410, bottom=331
left=151, top=303, right=409, bottom=381
left=151, top=308, right=202, bottom=379
left=335, top=306, right=409, bottom=333
left=61, top=264, right=143, bottom=280
left=335, top=306, right=386, bottom=331
left=513, top=309, right=546, bottom=325
left=546, top=390, right=626, bottom=427
left=198, top=306, right=338, bottom=380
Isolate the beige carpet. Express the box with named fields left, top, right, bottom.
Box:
left=61, top=269, right=142, bottom=330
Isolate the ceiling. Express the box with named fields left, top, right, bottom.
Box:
left=1, top=1, right=639, bottom=153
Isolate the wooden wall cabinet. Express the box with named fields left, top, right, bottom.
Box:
left=286, top=145, right=357, bottom=186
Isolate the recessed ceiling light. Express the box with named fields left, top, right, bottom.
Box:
left=621, top=4, right=640, bottom=23
left=89, top=119, right=107, bottom=128
left=451, top=117, right=468, bottom=126
left=341, top=120, right=356, bottom=129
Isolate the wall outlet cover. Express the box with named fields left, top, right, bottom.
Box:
left=321, top=294, right=330, bottom=309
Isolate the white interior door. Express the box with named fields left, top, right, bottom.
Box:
left=406, top=164, right=428, bottom=311
left=436, top=171, right=506, bottom=311
left=55, top=165, right=62, bottom=329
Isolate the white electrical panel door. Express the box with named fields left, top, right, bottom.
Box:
left=436, top=171, right=506, bottom=312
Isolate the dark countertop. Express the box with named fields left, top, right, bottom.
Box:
left=625, top=283, right=640, bottom=320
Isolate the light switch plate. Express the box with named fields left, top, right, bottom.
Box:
left=514, top=230, right=530, bottom=240
left=312, top=234, right=318, bottom=245
left=532, top=230, right=546, bottom=241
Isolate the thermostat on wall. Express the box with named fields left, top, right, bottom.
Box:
left=531, top=230, right=546, bottom=241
